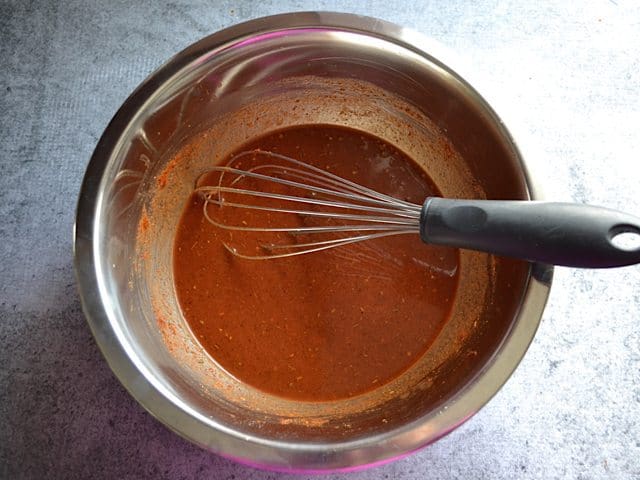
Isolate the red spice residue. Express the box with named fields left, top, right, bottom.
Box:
left=139, top=210, right=150, bottom=233
left=136, top=207, right=151, bottom=263
left=156, top=157, right=178, bottom=189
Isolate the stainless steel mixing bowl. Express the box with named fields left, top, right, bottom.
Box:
left=74, top=12, right=552, bottom=472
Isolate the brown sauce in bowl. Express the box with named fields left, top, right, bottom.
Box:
left=173, top=125, right=459, bottom=401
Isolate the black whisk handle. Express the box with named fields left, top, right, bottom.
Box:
left=420, top=198, right=640, bottom=268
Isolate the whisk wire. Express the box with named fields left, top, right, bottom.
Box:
left=223, top=150, right=419, bottom=209
left=224, top=230, right=416, bottom=260
left=198, top=184, right=421, bottom=219
left=197, top=150, right=423, bottom=259
left=229, top=161, right=417, bottom=210
left=197, top=166, right=422, bottom=214
left=201, top=195, right=419, bottom=225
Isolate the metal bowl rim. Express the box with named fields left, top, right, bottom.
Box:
left=73, top=11, right=552, bottom=471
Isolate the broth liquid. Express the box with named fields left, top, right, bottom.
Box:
left=173, top=125, right=459, bottom=401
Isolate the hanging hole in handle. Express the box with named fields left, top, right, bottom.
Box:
left=610, top=226, right=640, bottom=251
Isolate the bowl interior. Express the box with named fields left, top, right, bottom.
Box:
left=87, top=20, right=536, bottom=468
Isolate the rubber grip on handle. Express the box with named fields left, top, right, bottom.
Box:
left=420, top=198, right=640, bottom=268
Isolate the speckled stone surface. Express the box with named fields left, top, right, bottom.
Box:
left=1, top=1, right=639, bottom=479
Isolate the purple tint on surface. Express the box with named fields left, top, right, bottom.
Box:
left=232, top=28, right=331, bottom=49
left=195, top=27, right=336, bottom=93
left=215, top=409, right=479, bottom=474
left=221, top=449, right=415, bottom=475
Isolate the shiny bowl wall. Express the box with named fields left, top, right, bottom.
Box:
left=74, top=12, right=552, bottom=472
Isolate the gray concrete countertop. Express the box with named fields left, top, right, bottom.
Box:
left=1, top=1, right=639, bottom=479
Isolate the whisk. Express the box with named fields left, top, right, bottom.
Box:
left=195, top=150, right=640, bottom=268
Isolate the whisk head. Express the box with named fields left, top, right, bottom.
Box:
left=195, top=150, right=423, bottom=259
